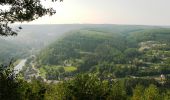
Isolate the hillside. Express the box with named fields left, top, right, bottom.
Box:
left=0, top=24, right=89, bottom=64
left=0, top=38, right=28, bottom=64
left=36, top=26, right=170, bottom=80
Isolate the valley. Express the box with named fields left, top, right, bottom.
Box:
left=7, top=24, right=170, bottom=83
left=34, top=25, right=170, bottom=81
left=1, top=0, right=170, bottom=99
left=1, top=24, right=170, bottom=99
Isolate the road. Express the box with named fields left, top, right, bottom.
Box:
left=14, top=59, right=27, bottom=74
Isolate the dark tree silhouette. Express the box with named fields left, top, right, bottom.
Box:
left=0, top=0, right=63, bottom=36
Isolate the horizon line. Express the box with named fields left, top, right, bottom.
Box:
left=11, top=23, right=170, bottom=27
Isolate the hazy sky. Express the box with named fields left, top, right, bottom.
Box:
left=27, top=0, right=170, bottom=25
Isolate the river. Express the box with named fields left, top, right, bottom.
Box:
left=14, top=59, right=27, bottom=74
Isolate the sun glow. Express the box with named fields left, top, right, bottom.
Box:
left=19, top=0, right=170, bottom=25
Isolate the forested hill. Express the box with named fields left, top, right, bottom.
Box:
left=37, top=29, right=125, bottom=65
left=0, top=24, right=92, bottom=63
left=0, top=38, right=28, bottom=64
left=37, top=25, right=170, bottom=79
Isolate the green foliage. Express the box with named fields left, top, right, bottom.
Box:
left=144, top=84, right=161, bottom=100
left=45, top=83, right=66, bottom=100
left=128, top=28, right=170, bottom=43
left=32, top=74, right=170, bottom=100
left=0, top=39, right=28, bottom=63
left=64, top=74, right=105, bottom=99
left=37, top=29, right=125, bottom=65
left=107, top=81, right=127, bottom=100
left=1, top=66, right=170, bottom=100
left=163, top=90, right=170, bottom=100
left=37, top=26, right=170, bottom=79
left=64, top=66, right=77, bottom=72
left=39, top=65, right=77, bottom=80
left=124, top=48, right=141, bottom=58
left=132, top=84, right=162, bottom=100
left=0, top=61, right=22, bottom=100
left=2, top=25, right=170, bottom=99
left=0, top=61, right=48, bottom=100
left=50, top=73, right=127, bottom=100
left=132, top=85, right=144, bottom=100
left=0, top=0, right=63, bottom=36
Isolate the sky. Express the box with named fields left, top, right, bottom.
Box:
left=24, top=0, right=170, bottom=25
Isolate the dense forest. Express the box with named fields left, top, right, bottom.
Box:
left=37, top=26, right=170, bottom=80
left=1, top=25, right=170, bottom=100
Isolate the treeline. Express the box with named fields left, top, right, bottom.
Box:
left=1, top=64, right=170, bottom=100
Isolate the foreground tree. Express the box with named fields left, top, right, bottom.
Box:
left=144, top=84, right=160, bottom=100
left=132, top=85, right=144, bottom=100
left=0, top=61, right=48, bottom=100
left=0, top=60, right=22, bottom=99
left=0, top=0, right=63, bottom=36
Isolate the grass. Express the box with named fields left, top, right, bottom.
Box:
left=39, top=65, right=77, bottom=78
left=64, top=66, right=77, bottom=72
left=39, top=67, right=47, bottom=78
left=43, top=65, right=77, bottom=72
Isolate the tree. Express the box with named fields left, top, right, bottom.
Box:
left=107, top=81, right=127, bottom=100
left=144, top=84, right=160, bottom=100
left=132, top=85, right=144, bottom=100
left=0, top=0, right=63, bottom=36
left=164, top=90, right=170, bottom=100
left=0, top=60, right=23, bottom=99
left=0, top=61, right=49, bottom=100
left=124, top=48, right=141, bottom=59
left=60, top=74, right=109, bottom=100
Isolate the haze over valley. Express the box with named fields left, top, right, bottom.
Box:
left=1, top=0, right=170, bottom=99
